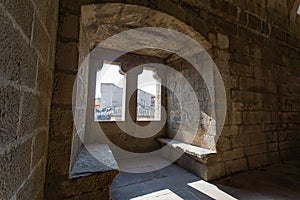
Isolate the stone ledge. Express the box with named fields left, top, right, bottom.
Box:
left=157, top=138, right=216, bottom=162
left=70, top=144, right=119, bottom=179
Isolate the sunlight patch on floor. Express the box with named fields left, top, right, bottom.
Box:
left=130, top=189, right=183, bottom=200
left=188, top=180, right=237, bottom=200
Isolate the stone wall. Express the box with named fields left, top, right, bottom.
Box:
left=47, top=0, right=300, bottom=198
left=166, top=56, right=216, bottom=150
left=0, top=0, right=58, bottom=199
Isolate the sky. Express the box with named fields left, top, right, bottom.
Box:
left=95, top=63, right=160, bottom=98
left=298, top=6, right=300, bottom=15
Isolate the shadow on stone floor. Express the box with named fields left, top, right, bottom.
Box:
left=111, top=160, right=300, bottom=200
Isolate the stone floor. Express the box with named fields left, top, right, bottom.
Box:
left=111, top=160, right=300, bottom=200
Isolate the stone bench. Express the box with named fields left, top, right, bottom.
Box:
left=157, top=138, right=219, bottom=181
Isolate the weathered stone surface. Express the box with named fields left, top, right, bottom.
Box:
left=0, top=85, right=20, bottom=147
left=217, top=33, right=229, bottom=49
left=0, top=139, right=32, bottom=199
left=32, top=14, right=51, bottom=62
left=48, top=137, right=72, bottom=172
left=0, top=0, right=58, bottom=199
left=50, top=107, right=74, bottom=137
left=222, top=147, right=245, bottom=161
left=52, top=73, right=76, bottom=105
left=44, top=1, right=300, bottom=198
left=31, top=0, right=48, bottom=23
left=65, top=188, right=110, bottom=200
left=58, top=13, right=79, bottom=40
left=36, top=59, right=54, bottom=96
left=0, top=0, right=34, bottom=39
left=0, top=13, right=38, bottom=88
left=120, top=5, right=149, bottom=26
left=17, top=158, right=46, bottom=200
left=248, top=154, right=268, bottom=169
left=32, top=131, right=48, bottom=167
left=225, top=157, right=248, bottom=174
left=70, top=144, right=119, bottom=178
left=56, top=42, right=79, bottom=71
left=19, top=93, right=39, bottom=136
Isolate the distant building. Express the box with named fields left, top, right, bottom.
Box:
left=100, top=83, right=124, bottom=109
left=95, top=83, right=156, bottom=118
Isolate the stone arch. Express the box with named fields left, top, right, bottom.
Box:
left=47, top=1, right=230, bottom=199
left=77, top=3, right=224, bottom=153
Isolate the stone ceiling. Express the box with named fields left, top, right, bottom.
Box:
left=81, top=3, right=212, bottom=59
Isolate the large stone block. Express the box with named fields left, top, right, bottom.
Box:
left=211, top=0, right=237, bottom=17
left=32, top=130, right=48, bottom=167
left=89, top=3, right=123, bottom=24
left=120, top=4, right=149, bottom=26
left=221, top=125, right=238, bottom=137
left=248, top=153, right=267, bottom=169
left=267, top=142, right=278, bottom=152
left=56, top=42, right=79, bottom=72
left=245, top=143, right=267, bottom=156
left=216, top=136, right=232, bottom=152
left=0, top=0, right=34, bottom=39
left=239, top=77, right=264, bottom=92
left=243, top=111, right=262, bottom=125
left=214, top=16, right=237, bottom=36
left=37, top=95, right=51, bottom=128
left=0, top=85, right=21, bottom=147
left=52, top=72, right=76, bottom=105
left=225, top=157, right=248, bottom=174
left=46, top=137, right=72, bottom=176
left=58, top=13, right=79, bottom=40
left=19, top=93, right=39, bottom=137
left=17, top=158, right=46, bottom=200
left=229, top=37, right=249, bottom=55
left=230, top=62, right=253, bottom=77
left=50, top=107, right=74, bottom=137
left=231, top=133, right=250, bottom=148
left=0, top=139, right=32, bottom=199
left=250, top=44, right=262, bottom=59
left=248, top=13, right=261, bottom=30
left=207, top=162, right=226, bottom=180
left=0, top=13, right=38, bottom=88
left=217, top=33, right=229, bottom=49
left=158, top=0, right=186, bottom=23
left=222, top=147, right=245, bottom=161
left=31, top=0, right=48, bottom=23
left=250, top=133, right=266, bottom=145
left=60, top=0, right=81, bottom=14
left=32, top=14, right=51, bottom=62
left=65, top=188, right=110, bottom=200
left=36, top=59, right=54, bottom=97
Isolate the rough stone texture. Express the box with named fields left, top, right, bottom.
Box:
left=0, top=0, right=34, bottom=39
left=45, top=0, right=300, bottom=198
left=0, top=139, right=32, bottom=199
left=0, top=0, right=58, bottom=199
left=166, top=56, right=215, bottom=150
left=70, top=144, right=119, bottom=178
left=0, top=11, right=38, bottom=89
left=0, top=85, right=21, bottom=148
left=0, top=0, right=299, bottom=198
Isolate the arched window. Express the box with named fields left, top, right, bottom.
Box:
left=137, top=67, right=162, bottom=121
left=94, top=62, right=126, bottom=121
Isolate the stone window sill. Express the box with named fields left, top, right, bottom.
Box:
left=70, top=144, right=119, bottom=179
